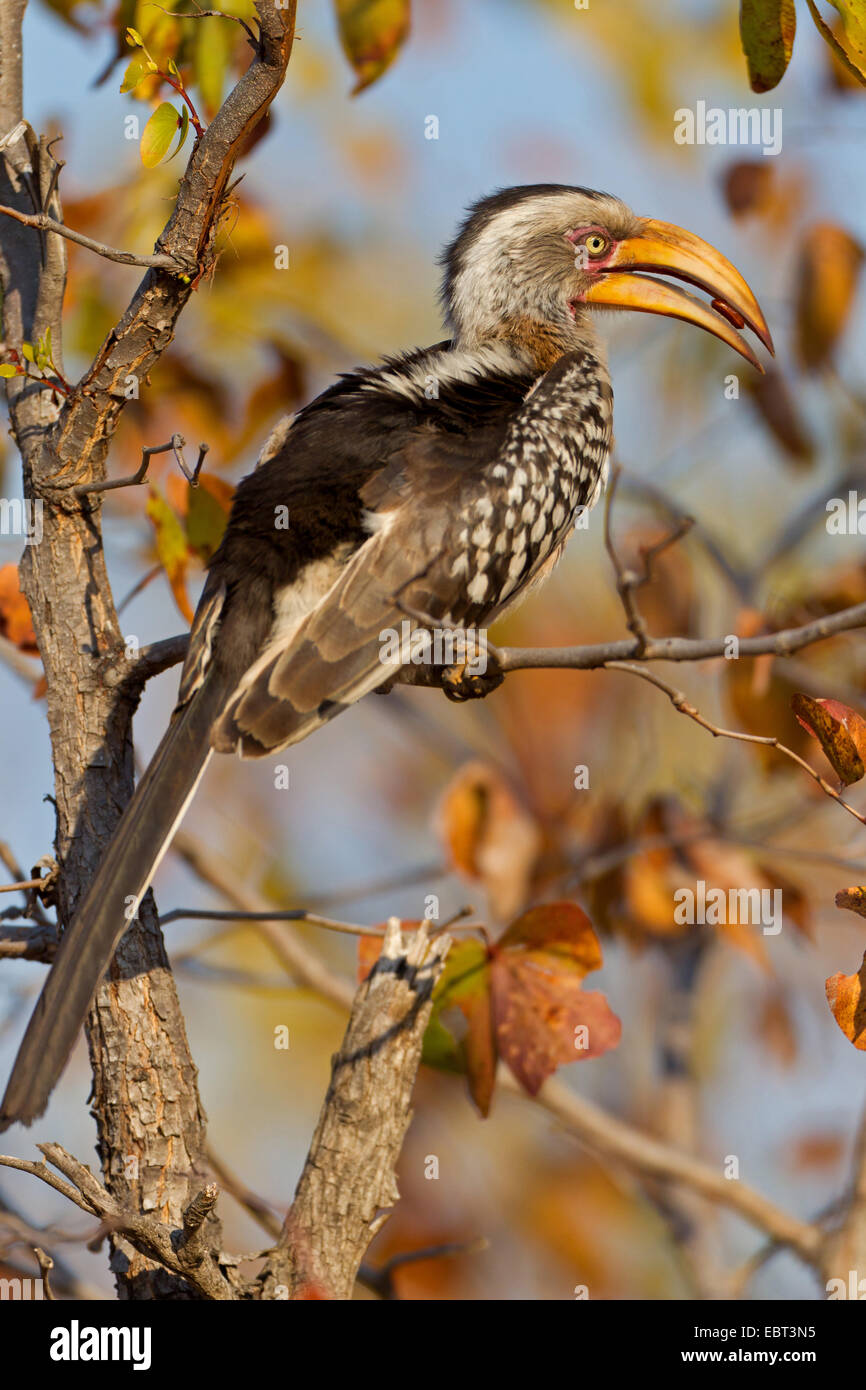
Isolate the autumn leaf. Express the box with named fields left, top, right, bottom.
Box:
left=436, top=761, right=543, bottom=923
left=836, top=887, right=866, bottom=919
left=721, top=160, right=774, bottom=218
left=584, top=795, right=805, bottom=960
left=194, top=12, right=231, bottom=120
left=757, top=991, right=798, bottom=1068
left=794, top=223, right=864, bottom=370
left=120, top=51, right=153, bottom=94
left=0, top=563, right=38, bottom=653
left=792, top=693, right=866, bottom=785
left=146, top=486, right=193, bottom=622
left=186, top=473, right=233, bottom=562
left=740, top=0, right=796, bottom=92
left=723, top=610, right=825, bottom=776
left=806, top=0, right=866, bottom=87
left=423, top=903, right=621, bottom=1116
left=789, top=1130, right=845, bottom=1170
left=334, top=0, right=411, bottom=94
left=140, top=102, right=185, bottom=167
left=826, top=952, right=866, bottom=1049
left=746, top=366, right=814, bottom=466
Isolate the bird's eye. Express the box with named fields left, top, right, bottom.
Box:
left=584, top=232, right=609, bottom=257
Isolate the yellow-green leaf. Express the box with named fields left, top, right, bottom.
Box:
left=194, top=17, right=230, bottom=119
left=740, top=0, right=796, bottom=92
left=177, top=102, right=190, bottom=152
left=146, top=487, right=193, bottom=622
left=0, top=364, right=18, bottom=377
left=806, top=0, right=866, bottom=86
left=140, top=102, right=181, bottom=168
left=334, top=0, right=411, bottom=95
left=186, top=473, right=232, bottom=562
left=120, top=52, right=152, bottom=93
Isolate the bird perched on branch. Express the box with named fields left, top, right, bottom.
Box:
left=0, top=184, right=772, bottom=1129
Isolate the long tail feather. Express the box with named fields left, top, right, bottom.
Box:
left=0, top=672, right=229, bottom=1130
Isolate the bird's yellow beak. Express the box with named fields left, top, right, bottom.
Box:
left=579, top=218, right=774, bottom=371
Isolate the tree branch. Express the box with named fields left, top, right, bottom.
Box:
left=512, top=1074, right=823, bottom=1266
left=606, top=660, right=866, bottom=826
left=0, top=202, right=182, bottom=269
left=259, top=920, right=451, bottom=1299
left=499, top=600, right=866, bottom=672
left=0, top=0, right=297, bottom=1300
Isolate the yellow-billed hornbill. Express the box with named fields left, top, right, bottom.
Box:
left=0, top=184, right=771, bottom=1129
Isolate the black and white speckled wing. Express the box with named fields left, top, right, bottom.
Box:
left=212, top=350, right=612, bottom=757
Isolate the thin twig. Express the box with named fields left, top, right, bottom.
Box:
left=51, top=433, right=209, bottom=497
left=0, top=203, right=184, bottom=270
left=359, top=1238, right=488, bottom=1299
left=604, top=464, right=652, bottom=653
left=157, top=2, right=259, bottom=46
left=0, top=877, right=43, bottom=895
left=499, top=599, right=866, bottom=671
left=0, top=1154, right=98, bottom=1216
left=160, top=906, right=390, bottom=937
left=32, top=1246, right=55, bottom=1299
left=605, top=660, right=866, bottom=826
left=510, top=1074, right=823, bottom=1265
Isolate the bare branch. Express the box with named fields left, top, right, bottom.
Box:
left=260, top=920, right=451, bottom=1299
left=52, top=433, right=209, bottom=498
left=604, top=464, right=652, bottom=653
left=499, top=600, right=866, bottom=671
left=0, top=923, right=57, bottom=960
left=32, top=1246, right=55, bottom=1299
left=170, top=828, right=356, bottom=1010
left=512, top=1075, right=823, bottom=1265
left=606, top=660, right=866, bottom=827
left=0, top=202, right=182, bottom=270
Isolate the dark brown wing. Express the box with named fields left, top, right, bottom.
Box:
left=211, top=440, right=469, bottom=756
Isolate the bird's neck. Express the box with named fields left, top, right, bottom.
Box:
left=456, top=314, right=604, bottom=377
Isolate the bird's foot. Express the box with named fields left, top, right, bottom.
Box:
left=32, top=855, right=60, bottom=907
left=440, top=650, right=504, bottom=702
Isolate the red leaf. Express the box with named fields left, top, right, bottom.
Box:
left=792, top=692, right=866, bottom=785
left=424, top=903, right=620, bottom=1114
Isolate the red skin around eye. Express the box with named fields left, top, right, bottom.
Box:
left=565, top=224, right=618, bottom=271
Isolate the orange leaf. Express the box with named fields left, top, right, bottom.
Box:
left=789, top=1130, right=845, bottom=1170
left=491, top=958, right=621, bottom=1097
left=0, top=563, right=38, bottom=653
left=795, top=223, right=864, bottom=370
left=722, top=159, right=775, bottom=216
left=756, top=991, right=798, bottom=1067
left=436, top=761, right=542, bottom=922
left=826, top=952, right=866, bottom=1049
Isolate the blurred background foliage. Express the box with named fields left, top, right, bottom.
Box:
left=0, top=0, right=865, bottom=1300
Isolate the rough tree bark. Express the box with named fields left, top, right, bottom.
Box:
left=260, top=921, right=451, bottom=1299
left=0, top=0, right=296, bottom=1298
